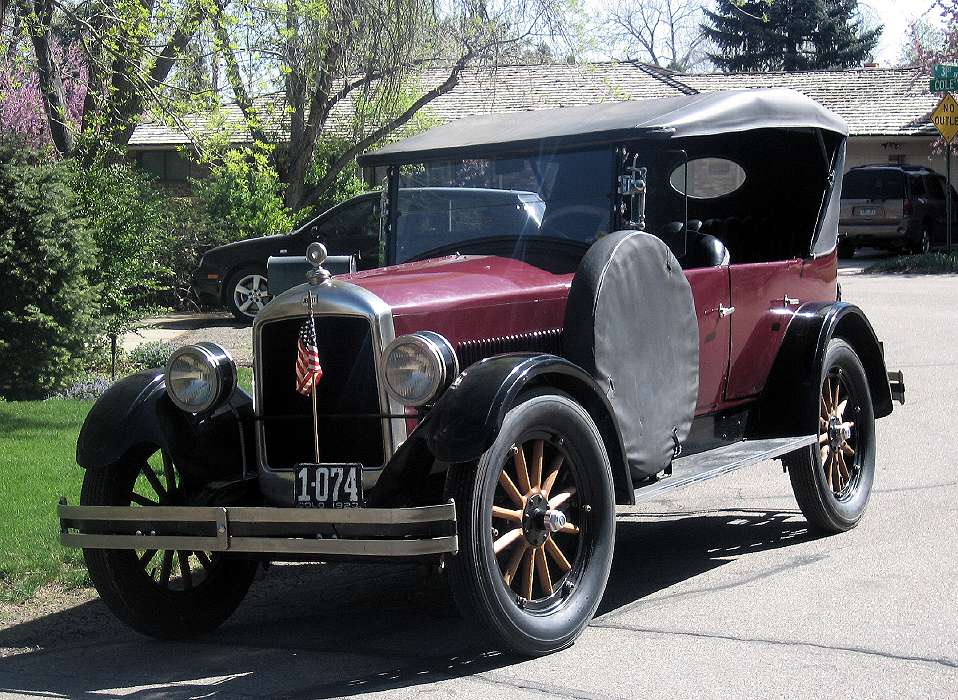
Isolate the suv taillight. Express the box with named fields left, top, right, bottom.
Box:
left=903, top=199, right=913, bottom=216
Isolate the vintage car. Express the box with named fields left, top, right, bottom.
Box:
left=60, top=88, right=905, bottom=656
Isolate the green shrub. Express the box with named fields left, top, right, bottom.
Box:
left=70, top=161, right=174, bottom=333
left=0, top=140, right=102, bottom=400
left=192, top=142, right=297, bottom=243
left=865, top=252, right=958, bottom=274
left=127, top=339, right=176, bottom=370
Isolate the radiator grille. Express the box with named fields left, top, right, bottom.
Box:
left=257, top=316, right=385, bottom=470
left=456, top=328, right=563, bottom=368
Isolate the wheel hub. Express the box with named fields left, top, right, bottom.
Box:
left=522, top=493, right=551, bottom=547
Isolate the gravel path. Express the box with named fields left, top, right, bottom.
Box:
left=126, top=313, right=255, bottom=366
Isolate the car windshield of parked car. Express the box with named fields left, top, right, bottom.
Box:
left=394, top=149, right=614, bottom=262
left=842, top=170, right=905, bottom=201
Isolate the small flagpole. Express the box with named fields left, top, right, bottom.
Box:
left=307, top=292, right=320, bottom=463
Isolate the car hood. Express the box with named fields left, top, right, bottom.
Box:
left=203, top=234, right=297, bottom=263
left=340, top=255, right=573, bottom=341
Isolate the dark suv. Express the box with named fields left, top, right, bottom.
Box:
left=838, top=164, right=958, bottom=257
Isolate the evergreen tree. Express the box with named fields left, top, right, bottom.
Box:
left=703, top=0, right=882, bottom=72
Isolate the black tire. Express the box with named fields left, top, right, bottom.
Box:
left=910, top=228, right=930, bottom=255
left=81, top=447, right=257, bottom=639
left=784, top=339, right=875, bottom=533
left=445, top=392, right=615, bottom=656
left=837, top=241, right=856, bottom=259
left=225, top=265, right=271, bottom=323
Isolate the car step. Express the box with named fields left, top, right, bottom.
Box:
left=634, top=435, right=817, bottom=503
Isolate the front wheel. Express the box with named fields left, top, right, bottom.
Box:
left=226, top=266, right=271, bottom=323
left=910, top=229, right=930, bottom=255
left=445, top=392, right=615, bottom=656
left=81, top=446, right=258, bottom=639
left=784, top=339, right=876, bottom=533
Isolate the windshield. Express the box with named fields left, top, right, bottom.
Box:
left=393, top=149, right=614, bottom=263
left=842, top=170, right=905, bottom=200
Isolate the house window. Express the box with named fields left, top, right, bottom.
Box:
left=135, top=150, right=204, bottom=182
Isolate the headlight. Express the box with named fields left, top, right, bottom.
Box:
left=382, top=332, right=458, bottom=406
left=165, top=342, right=237, bottom=413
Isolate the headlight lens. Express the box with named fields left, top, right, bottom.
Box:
left=382, top=332, right=457, bottom=406
left=165, top=342, right=236, bottom=413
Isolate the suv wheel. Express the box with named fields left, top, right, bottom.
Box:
left=444, top=391, right=615, bottom=656
left=226, top=266, right=271, bottom=322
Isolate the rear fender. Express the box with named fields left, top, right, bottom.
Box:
left=76, top=370, right=255, bottom=485
left=750, top=302, right=894, bottom=438
left=374, top=354, right=634, bottom=506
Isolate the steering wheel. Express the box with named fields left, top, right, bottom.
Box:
left=541, top=205, right=610, bottom=241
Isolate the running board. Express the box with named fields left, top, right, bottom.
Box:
left=634, top=435, right=817, bottom=503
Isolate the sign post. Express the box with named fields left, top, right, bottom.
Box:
left=931, top=90, right=958, bottom=251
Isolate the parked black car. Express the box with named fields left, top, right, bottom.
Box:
left=838, top=164, right=958, bottom=257
left=192, top=192, right=382, bottom=321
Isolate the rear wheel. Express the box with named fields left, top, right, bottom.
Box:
left=81, top=446, right=257, bottom=639
left=784, top=339, right=875, bottom=533
left=445, top=392, right=615, bottom=656
left=226, top=266, right=271, bottom=322
left=911, top=228, right=930, bottom=255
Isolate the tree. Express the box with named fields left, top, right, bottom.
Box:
left=211, top=0, right=576, bottom=211
left=903, top=1, right=958, bottom=74
left=703, top=0, right=882, bottom=72
left=604, top=0, right=710, bottom=72
left=3, top=0, right=209, bottom=159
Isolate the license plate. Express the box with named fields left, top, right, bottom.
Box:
left=295, top=463, right=365, bottom=508
left=856, top=207, right=878, bottom=216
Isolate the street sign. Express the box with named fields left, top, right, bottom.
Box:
left=930, top=77, right=958, bottom=93
left=932, top=93, right=958, bottom=143
left=934, top=64, right=958, bottom=80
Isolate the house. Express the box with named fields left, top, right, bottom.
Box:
left=127, top=62, right=952, bottom=187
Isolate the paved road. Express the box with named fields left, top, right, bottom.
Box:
left=2, top=270, right=956, bottom=698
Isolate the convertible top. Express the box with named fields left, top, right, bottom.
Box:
left=358, top=88, right=848, bottom=166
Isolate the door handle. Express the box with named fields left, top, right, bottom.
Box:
left=707, top=304, right=735, bottom=317
left=776, top=294, right=800, bottom=308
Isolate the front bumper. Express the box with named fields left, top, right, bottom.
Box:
left=58, top=500, right=458, bottom=559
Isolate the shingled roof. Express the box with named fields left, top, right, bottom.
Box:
left=127, top=62, right=936, bottom=150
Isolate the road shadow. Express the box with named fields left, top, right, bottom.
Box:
left=0, top=508, right=820, bottom=698
left=139, top=314, right=245, bottom=332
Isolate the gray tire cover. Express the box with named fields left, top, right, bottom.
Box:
left=563, top=231, right=699, bottom=479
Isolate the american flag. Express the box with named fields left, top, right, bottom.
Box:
left=295, top=316, right=323, bottom=395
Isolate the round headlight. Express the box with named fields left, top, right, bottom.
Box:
left=382, top=332, right=458, bottom=407
left=165, top=342, right=237, bottom=414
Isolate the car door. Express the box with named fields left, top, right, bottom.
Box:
left=686, top=267, right=732, bottom=414
left=308, top=196, right=382, bottom=269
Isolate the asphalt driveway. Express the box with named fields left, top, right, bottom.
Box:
left=2, top=268, right=955, bottom=698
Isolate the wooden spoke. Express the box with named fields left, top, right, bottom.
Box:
left=837, top=450, right=850, bottom=483
left=833, top=380, right=841, bottom=414
left=545, top=537, right=572, bottom=573
left=131, top=492, right=158, bottom=507
left=492, top=506, right=522, bottom=523
left=177, top=551, right=193, bottom=591
left=531, top=440, right=544, bottom=490
left=195, top=551, right=213, bottom=572
left=162, top=450, right=177, bottom=495
left=503, top=541, right=528, bottom=586
left=558, top=522, right=580, bottom=534
left=513, top=445, right=532, bottom=494
left=159, top=550, right=174, bottom=588
left=842, top=443, right=855, bottom=458
left=494, top=527, right=524, bottom=555
left=138, top=549, right=157, bottom=569
left=820, top=395, right=830, bottom=419
left=824, top=452, right=833, bottom=491
left=534, top=547, right=553, bottom=595
left=140, top=463, right=167, bottom=501
left=819, top=432, right=829, bottom=445
left=549, top=489, right=576, bottom=510
left=541, top=454, right=564, bottom=497
left=498, top=470, right=525, bottom=508
left=820, top=445, right=830, bottom=466
left=836, top=399, right=848, bottom=420
left=521, top=549, right=535, bottom=600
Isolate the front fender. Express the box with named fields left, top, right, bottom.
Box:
left=418, top=353, right=634, bottom=504
left=751, top=302, right=894, bottom=438
left=77, top=370, right=254, bottom=485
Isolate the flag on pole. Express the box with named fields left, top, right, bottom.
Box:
left=295, top=316, right=323, bottom=395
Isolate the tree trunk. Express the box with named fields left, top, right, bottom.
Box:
left=22, top=0, right=75, bottom=155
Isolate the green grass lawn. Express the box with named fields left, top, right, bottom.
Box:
left=0, top=400, right=92, bottom=602
left=865, top=252, right=958, bottom=274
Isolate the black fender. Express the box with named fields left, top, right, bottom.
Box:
left=750, top=302, right=894, bottom=439
left=76, top=369, right=255, bottom=485
left=380, top=353, right=634, bottom=505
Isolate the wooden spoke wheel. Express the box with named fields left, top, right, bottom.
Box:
left=786, top=339, right=876, bottom=533
left=80, top=445, right=257, bottom=639
left=446, top=392, right=615, bottom=657
left=491, top=435, right=583, bottom=605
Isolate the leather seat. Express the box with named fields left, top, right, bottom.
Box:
left=682, top=232, right=730, bottom=268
